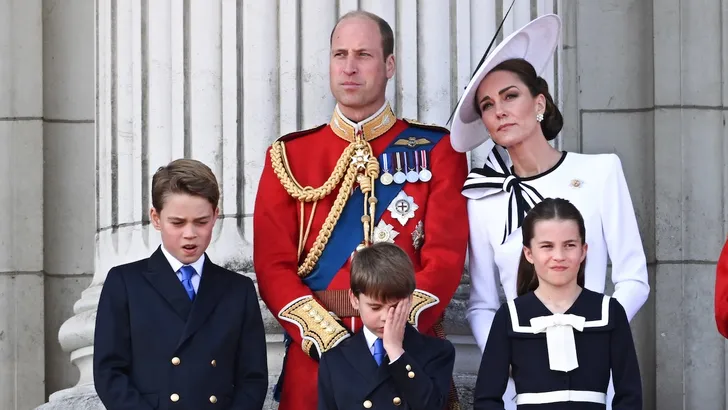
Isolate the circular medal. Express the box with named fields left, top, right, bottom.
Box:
left=406, top=170, right=419, bottom=183
left=380, top=172, right=394, bottom=185
left=419, top=169, right=432, bottom=182
left=393, top=171, right=407, bottom=184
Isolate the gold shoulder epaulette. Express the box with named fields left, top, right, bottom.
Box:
left=276, top=123, right=327, bottom=143
left=403, top=118, right=450, bottom=134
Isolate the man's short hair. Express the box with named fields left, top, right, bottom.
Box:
left=330, top=10, right=394, bottom=59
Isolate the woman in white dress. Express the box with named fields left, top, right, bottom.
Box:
left=449, top=14, right=650, bottom=410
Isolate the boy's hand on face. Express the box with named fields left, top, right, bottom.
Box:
left=382, top=296, right=411, bottom=361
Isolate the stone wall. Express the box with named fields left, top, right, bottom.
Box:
left=0, top=1, right=725, bottom=410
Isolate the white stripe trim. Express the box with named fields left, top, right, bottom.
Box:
left=507, top=295, right=611, bottom=333
left=583, top=295, right=610, bottom=328
left=507, top=299, right=531, bottom=333
left=515, top=390, right=607, bottom=405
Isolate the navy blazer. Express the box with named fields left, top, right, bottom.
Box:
left=93, top=247, right=268, bottom=410
left=317, top=324, right=455, bottom=410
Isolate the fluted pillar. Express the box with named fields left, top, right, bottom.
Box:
left=41, top=1, right=560, bottom=409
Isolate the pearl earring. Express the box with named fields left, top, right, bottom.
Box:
left=536, top=112, right=544, bottom=122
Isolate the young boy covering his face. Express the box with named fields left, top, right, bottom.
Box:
left=317, top=242, right=455, bottom=410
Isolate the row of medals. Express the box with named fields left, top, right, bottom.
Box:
left=379, top=150, right=432, bottom=186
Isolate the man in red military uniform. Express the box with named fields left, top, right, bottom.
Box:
left=715, top=239, right=728, bottom=338
left=253, top=10, right=468, bottom=410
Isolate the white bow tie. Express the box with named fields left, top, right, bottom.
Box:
left=461, top=145, right=544, bottom=244
left=530, top=313, right=586, bottom=372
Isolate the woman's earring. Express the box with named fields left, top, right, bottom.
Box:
left=536, top=112, right=544, bottom=122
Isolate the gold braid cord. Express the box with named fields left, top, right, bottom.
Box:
left=269, top=136, right=379, bottom=277
left=355, top=142, right=380, bottom=246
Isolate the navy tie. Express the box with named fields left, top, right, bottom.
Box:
left=179, top=265, right=197, bottom=301
left=373, top=338, right=385, bottom=366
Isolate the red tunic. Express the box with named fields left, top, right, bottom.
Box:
left=715, top=239, right=728, bottom=338
left=253, top=112, right=468, bottom=410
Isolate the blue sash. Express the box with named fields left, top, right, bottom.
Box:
left=302, top=126, right=446, bottom=291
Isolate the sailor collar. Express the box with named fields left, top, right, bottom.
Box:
left=507, top=292, right=611, bottom=372
left=329, top=102, right=396, bottom=142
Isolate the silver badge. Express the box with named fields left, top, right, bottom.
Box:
left=387, top=191, right=419, bottom=226
left=351, top=149, right=369, bottom=170
left=419, top=169, right=432, bottom=182
left=373, top=220, right=399, bottom=243
left=393, top=152, right=406, bottom=184
left=406, top=170, right=419, bottom=183
left=412, top=220, right=425, bottom=250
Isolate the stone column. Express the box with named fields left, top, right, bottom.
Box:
left=40, top=0, right=252, bottom=408
left=40, top=1, right=561, bottom=409
left=0, top=0, right=46, bottom=409
left=560, top=2, right=658, bottom=408
left=653, top=1, right=728, bottom=408
left=42, top=0, right=96, bottom=400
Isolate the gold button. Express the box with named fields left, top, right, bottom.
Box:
left=171, top=357, right=180, bottom=365
left=170, top=393, right=180, bottom=402
left=211, top=359, right=217, bottom=367
left=209, top=395, right=218, bottom=403
left=405, top=364, right=411, bottom=371
left=408, top=371, right=415, bottom=379
left=393, top=396, right=401, bottom=406
left=363, top=399, right=372, bottom=408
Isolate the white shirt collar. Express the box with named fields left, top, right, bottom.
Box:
left=160, top=245, right=205, bottom=276
left=362, top=325, right=379, bottom=351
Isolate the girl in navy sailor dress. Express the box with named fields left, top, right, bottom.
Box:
left=473, top=198, right=642, bottom=410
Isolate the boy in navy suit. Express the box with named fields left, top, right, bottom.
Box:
left=94, top=159, right=268, bottom=410
left=317, top=242, right=455, bottom=410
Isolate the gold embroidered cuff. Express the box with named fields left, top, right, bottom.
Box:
left=278, top=296, right=351, bottom=359
left=408, top=289, right=440, bottom=328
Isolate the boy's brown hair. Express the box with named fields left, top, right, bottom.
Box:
left=350, top=242, right=415, bottom=302
left=151, top=159, right=220, bottom=211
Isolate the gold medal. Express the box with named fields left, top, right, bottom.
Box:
left=379, top=153, right=394, bottom=185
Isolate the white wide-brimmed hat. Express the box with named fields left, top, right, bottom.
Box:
left=449, top=14, right=562, bottom=153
